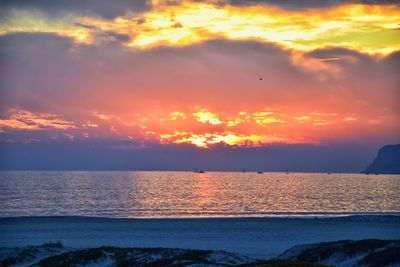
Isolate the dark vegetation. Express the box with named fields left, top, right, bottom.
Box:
left=1, top=247, right=39, bottom=266
left=358, top=246, right=400, bottom=267
left=241, top=259, right=328, bottom=267
left=0, top=242, right=63, bottom=267
left=33, top=247, right=213, bottom=267
left=1, top=239, right=399, bottom=267
left=281, top=239, right=400, bottom=267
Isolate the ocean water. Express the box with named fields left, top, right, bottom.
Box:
left=0, top=171, right=399, bottom=218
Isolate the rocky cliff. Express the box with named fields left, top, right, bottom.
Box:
left=363, top=144, right=400, bottom=174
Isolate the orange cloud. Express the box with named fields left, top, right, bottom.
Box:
left=0, top=109, right=76, bottom=131
left=252, top=112, right=284, bottom=126
left=1, top=106, right=398, bottom=147
left=169, top=111, right=187, bottom=121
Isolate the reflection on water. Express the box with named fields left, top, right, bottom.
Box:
left=0, top=171, right=399, bottom=218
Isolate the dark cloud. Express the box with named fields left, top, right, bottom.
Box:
left=0, top=33, right=75, bottom=113
left=0, top=139, right=381, bottom=172
left=304, top=47, right=374, bottom=63
left=74, top=22, right=99, bottom=30
left=0, top=32, right=399, bottom=171
left=228, top=0, right=399, bottom=9
left=304, top=47, right=400, bottom=121
left=73, top=22, right=132, bottom=44
left=93, top=31, right=132, bottom=44
left=173, top=22, right=183, bottom=28
left=0, top=33, right=309, bottom=114
left=0, top=0, right=149, bottom=20
left=136, top=18, right=146, bottom=24
left=0, top=32, right=398, bottom=119
left=382, top=51, right=400, bottom=72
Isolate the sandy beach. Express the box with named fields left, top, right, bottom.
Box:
left=1, top=216, right=399, bottom=259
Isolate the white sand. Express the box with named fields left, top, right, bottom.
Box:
left=0, top=216, right=399, bottom=259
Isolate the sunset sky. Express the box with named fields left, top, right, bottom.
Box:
left=0, top=0, right=399, bottom=171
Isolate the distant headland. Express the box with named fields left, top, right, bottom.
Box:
left=362, top=144, right=400, bottom=174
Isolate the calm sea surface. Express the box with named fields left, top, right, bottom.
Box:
left=0, top=171, right=399, bottom=218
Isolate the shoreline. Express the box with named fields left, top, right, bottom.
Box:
left=1, top=214, right=400, bottom=221
left=1, top=216, right=399, bottom=259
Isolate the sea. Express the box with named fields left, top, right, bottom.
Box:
left=0, top=171, right=399, bottom=218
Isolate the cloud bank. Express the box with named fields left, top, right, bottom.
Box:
left=0, top=0, right=399, bottom=170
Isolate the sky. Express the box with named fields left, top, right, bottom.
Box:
left=0, top=0, right=399, bottom=171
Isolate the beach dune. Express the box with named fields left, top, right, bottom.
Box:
left=1, top=216, right=399, bottom=259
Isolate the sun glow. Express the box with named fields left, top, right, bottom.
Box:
left=159, top=131, right=289, bottom=148
left=193, top=111, right=222, bottom=125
